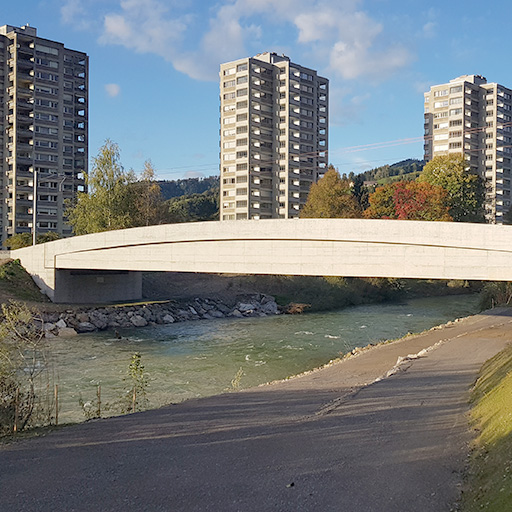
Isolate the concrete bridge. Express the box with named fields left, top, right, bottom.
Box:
left=10, top=218, right=512, bottom=304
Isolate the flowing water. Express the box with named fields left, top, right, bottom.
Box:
left=48, top=294, right=480, bottom=423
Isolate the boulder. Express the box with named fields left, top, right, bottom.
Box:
left=130, top=315, right=148, bottom=327
left=55, top=319, right=67, bottom=329
left=76, top=322, right=97, bottom=333
left=238, top=302, right=258, bottom=312
left=261, top=300, right=279, bottom=315
left=43, top=322, right=56, bottom=332
left=58, top=327, right=78, bottom=337
left=162, top=314, right=175, bottom=324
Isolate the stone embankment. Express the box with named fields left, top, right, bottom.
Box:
left=40, top=294, right=280, bottom=336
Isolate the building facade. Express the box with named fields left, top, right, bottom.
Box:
left=219, top=52, right=328, bottom=220
left=0, top=24, right=87, bottom=245
left=424, top=75, right=512, bottom=223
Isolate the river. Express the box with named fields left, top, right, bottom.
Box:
left=48, top=294, right=480, bottom=424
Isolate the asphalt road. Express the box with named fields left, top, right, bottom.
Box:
left=2, top=309, right=511, bottom=512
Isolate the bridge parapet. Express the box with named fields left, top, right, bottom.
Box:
left=11, top=219, right=512, bottom=304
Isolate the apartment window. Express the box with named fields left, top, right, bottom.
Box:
left=236, top=76, right=248, bottom=85
left=223, top=104, right=236, bottom=112
left=434, top=101, right=448, bottom=108
left=35, top=141, right=58, bottom=149
left=35, top=85, right=58, bottom=95
left=236, top=200, right=248, bottom=208
left=35, top=44, right=59, bottom=56
left=35, top=57, right=58, bottom=69
left=236, top=188, right=248, bottom=195
left=237, top=63, right=248, bottom=72
left=223, top=92, right=235, bottom=100
left=449, top=108, right=462, bottom=116
left=223, top=67, right=236, bottom=76
left=449, top=131, right=462, bottom=138
left=486, top=143, right=494, bottom=149
left=223, top=166, right=235, bottom=173
left=223, top=153, right=235, bottom=161
left=236, top=138, right=247, bottom=146
left=236, top=163, right=248, bottom=171
left=450, top=86, right=462, bottom=94
left=236, top=100, right=248, bottom=109
left=35, top=72, right=58, bottom=81
left=35, top=99, right=58, bottom=108
left=236, top=113, right=247, bottom=122
left=223, top=141, right=236, bottom=149
left=449, top=97, right=462, bottom=105
left=236, top=88, right=248, bottom=97
left=486, top=110, right=494, bottom=117
left=34, top=126, right=58, bottom=135
left=223, top=116, right=235, bottom=125
left=450, top=119, right=463, bottom=127
left=36, top=154, right=58, bottom=162
left=434, top=89, right=448, bottom=97
left=224, top=128, right=236, bottom=136
left=236, top=126, right=247, bottom=134
left=224, top=80, right=236, bottom=88
left=449, top=142, right=462, bottom=149
left=236, top=151, right=247, bottom=159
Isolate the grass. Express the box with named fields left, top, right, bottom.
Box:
left=0, top=259, right=48, bottom=302
left=461, top=343, right=512, bottom=511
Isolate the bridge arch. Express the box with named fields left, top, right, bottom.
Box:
left=12, top=219, right=512, bottom=303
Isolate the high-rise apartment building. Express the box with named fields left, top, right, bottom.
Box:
left=424, top=75, right=512, bottom=223
left=0, top=24, right=87, bottom=245
left=219, top=52, right=328, bottom=220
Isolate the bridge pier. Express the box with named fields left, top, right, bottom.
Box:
left=54, top=269, right=142, bottom=304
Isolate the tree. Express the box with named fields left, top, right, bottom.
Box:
left=5, top=232, right=61, bottom=250
left=364, top=181, right=452, bottom=221
left=393, top=181, right=452, bottom=221
left=418, top=154, right=485, bottom=222
left=300, top=167, right=362, bottom=218
left=363, top=183, right=397, bottom=219
left=66, top=140, right=137, bottom=235
left=166, top=189, right=219, bottom=223
left=0, top=301, right=53, bottom=435
left=132, top=160, right=165, bottom=227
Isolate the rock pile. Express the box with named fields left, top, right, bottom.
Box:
left=41, top=294, right=281, bottom=337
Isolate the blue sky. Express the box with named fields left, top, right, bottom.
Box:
left=4, top=0, right=512, bottom=180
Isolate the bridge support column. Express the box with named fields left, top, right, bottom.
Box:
left=54, top=269, right=142, bottom=304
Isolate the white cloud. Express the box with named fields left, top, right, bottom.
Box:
left=105, top=83, right=121, bottom=97
left=60, top=0, right=91, bottom=30
left=86, top=0, right=413, bottom=82
left=98, top=0, right=188, bottom=61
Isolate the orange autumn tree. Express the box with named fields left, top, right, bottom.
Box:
left=364, top=181, right=452, bottom=221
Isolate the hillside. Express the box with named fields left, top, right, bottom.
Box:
left=158, top=176, right=219, bottom=201
left=357, top=158, right=425, bottom=184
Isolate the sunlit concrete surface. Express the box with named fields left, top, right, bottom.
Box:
left=11, top=218, right=512, bottom=303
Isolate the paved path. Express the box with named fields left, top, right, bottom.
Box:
left=2, top=309, right=512, bottom=512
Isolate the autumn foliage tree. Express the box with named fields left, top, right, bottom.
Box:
left=300, top=167, right=362, bottom=218
left=364, top=181, right=452, bottom=221
left=418, top=154, right=484, bottom=222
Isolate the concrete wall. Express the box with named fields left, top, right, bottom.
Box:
left=12, top=219, right=512, bottom=303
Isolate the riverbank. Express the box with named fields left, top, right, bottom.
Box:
left=2, top=307, right=511, bottom=511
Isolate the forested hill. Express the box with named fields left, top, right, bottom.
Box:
left=356, top=159, right=425, bottom=183
left=158, top=176, right=219, bottom=200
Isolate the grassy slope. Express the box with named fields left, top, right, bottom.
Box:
left=462, top=344, right=512, bottom=511
left=0, top=259, right=48, bottom=303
